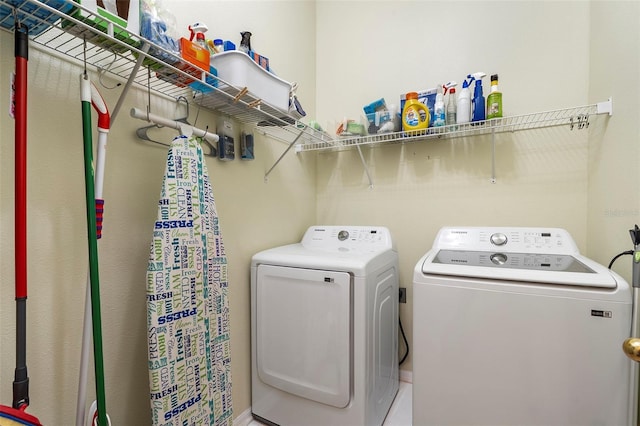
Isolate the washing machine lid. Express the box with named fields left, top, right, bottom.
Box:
left=420, top=227, right=617, bottom=288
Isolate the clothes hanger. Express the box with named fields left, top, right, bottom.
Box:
left=133, top=96, right=218, bottom=156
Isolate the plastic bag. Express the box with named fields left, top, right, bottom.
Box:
left=140, top=0, right=180, bottom=63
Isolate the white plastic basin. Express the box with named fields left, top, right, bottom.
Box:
left=211, top=51, right=292, bottom=112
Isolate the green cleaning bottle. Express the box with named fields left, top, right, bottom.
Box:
left=486, top=74, right=503, bottom=119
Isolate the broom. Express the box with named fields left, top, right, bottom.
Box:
left=0, top=22, right=42, bottom=426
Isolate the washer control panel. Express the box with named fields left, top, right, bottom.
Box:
left=302, top=226, right=393, bottom=252
left=433, top=227, right=579, bottom=255
left=433, top=249, right=594, bottom=273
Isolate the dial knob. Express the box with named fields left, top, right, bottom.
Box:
left=338, top=230, right=349, bottom=241
left=490, top=253, right=508, bottom=265
left=490, top=233, right=508, bottom=246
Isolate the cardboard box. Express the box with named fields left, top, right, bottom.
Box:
left=248, top=50, right=270, bottom=71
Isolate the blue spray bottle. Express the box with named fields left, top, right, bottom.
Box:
left=469, top=72, right=487, bottom=122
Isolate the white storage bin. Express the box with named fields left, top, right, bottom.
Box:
left=211, top=51, right=292, bottom=112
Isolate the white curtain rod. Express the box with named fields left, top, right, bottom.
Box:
left=130, top=107, right=219, bottom=144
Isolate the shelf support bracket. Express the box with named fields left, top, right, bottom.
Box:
left=597, top=97, right=613, bottom=116
left=355, top=144, right=373, bottom=188
left=110, top=42, right=150, bottom=126
left=490, top=128, right=497, bottom=184
left=264, top=129, right=305, bottom=182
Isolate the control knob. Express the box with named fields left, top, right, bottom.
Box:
left=490, top=253, right=508, bottom=265
left=490, top=232, right=508, bottom=246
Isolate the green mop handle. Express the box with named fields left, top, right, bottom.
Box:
left=80, top=74, right=108, bottom=426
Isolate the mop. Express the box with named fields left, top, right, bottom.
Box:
left=75, top=77, right=111, bottom=426
left=145, top=133, right=233, bottom=425
left=79, top=73, right=108, bottom=426
left=0, top=22, right=43, bottom=426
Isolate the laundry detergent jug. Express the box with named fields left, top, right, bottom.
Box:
left=402, top=92, right=430, bottom=131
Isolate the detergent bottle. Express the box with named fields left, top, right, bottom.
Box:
left=189, top=22, right=208, bottom=48
left=456, top=77, right=472, bottom=124
left=402, top=92, right=430, bottom=131
left=432, top=85, right=446, bottom=127
left=486, top=74, right=503, bottom=119
left=444, top=81, right=457, bottom=126
left=470, top=72, right=487, bottom=122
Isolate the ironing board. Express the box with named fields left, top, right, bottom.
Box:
left=145, top=135, right=233, bottom=425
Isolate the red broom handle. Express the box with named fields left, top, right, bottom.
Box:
left=15, top=28, right=27, bottom=300
left=13, top=22, right=31, bottom=412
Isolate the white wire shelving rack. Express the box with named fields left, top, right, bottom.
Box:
left=0, top=0, right=613, bottom=182
left=300, top=99, right=613, bottom=187
left=296, top=100, right=613, bottom=153
left=0, top=0, right=325, bottom=148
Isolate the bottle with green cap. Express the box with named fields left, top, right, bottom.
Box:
left=487, top=74, right=503, bottom=119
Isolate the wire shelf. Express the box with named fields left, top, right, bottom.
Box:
left=0, top=0, right=612, bottom=155
left=0, top=0, right=327, bottom=145
left=296, top=102, right=608, bottom=153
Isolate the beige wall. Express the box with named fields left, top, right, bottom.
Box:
left=0, top=1, right=316, bottom=423
left=314, top=0, right=594, bottom=372
left=587, top=1, right=640, bottom=283
left=1, top=0, right=638, bottom=424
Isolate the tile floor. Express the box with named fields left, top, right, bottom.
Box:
left=248, top=381, right=412, bottom=426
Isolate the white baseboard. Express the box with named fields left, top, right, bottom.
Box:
left=399, top=369, right=412, bottom=384
left=233, top=407, right=254, bottom=426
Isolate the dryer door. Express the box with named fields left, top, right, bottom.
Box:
left=256, top=264, right=351, bottom=408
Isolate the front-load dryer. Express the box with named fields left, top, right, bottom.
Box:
left=251, top=225, right=400, bottom=426
left=413, top=226, right=638, bottom=426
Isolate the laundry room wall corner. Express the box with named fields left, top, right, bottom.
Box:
left=586, top=1, right=640, bottom=285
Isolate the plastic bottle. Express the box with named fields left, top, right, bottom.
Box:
left=207, top=38, right=224, bottom=54
left=402, top=92, right=430, bottom=131
left=213, top=39, right=223, bottom=53
left=486, top=74, right=503, bottom=119
left=432, top=85, right=446, bottom=127
left=444, top=82, right=457, bottom=126
left=470, top=72, right=487, bottom=122
left=456, top=79, right=472, bottom=124
left=239, top=31, right=252, bottom=54
left=189, top=22, right=208, bottom=48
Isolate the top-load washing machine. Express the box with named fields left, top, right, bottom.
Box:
left=251, top=225, right=399, bottom=426
left=413, top=226, right=638, bottom=426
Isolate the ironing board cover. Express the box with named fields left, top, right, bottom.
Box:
left=146, top=135, right=233, bottom=425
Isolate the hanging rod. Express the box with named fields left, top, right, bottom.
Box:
left=130, top=107, right=219, bottom=145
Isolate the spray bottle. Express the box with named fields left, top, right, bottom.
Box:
left=456, top=77, right=472, bottom=124
left=189, top=22, right=208, bottom=48
left=239, top=31, right=252, bottom=54
left=432, top=85, right=446, bottom=127
left=444, top=81, right=457, bottom=126
left=470, top=72, right=487, bottom=122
